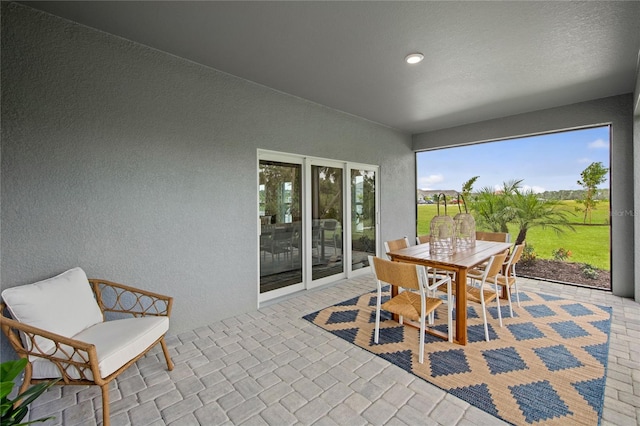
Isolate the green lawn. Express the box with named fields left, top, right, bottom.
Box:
left=417, top=200, right=610, bottom=270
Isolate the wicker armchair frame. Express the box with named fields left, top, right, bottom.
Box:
left=0, top=279, right=174, bottom=426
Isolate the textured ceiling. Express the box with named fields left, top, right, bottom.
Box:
left=20, top=1, right=640, bottom=133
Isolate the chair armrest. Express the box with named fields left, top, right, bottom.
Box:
left=425, top=272, right=451, bottom=292
left=0, top=306, right=100, bottom=384
left=89, top=279, right=173, bottom=318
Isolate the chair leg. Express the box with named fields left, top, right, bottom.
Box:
left=480, top=299, right=490, bottom=342
left=447, top=286, right=456, bottom=343
left=506, top=286, right=514, bottom=317
left=160, top=337, right=174, bottom=371
left=374, top=287, right=381, bottom=343
left=495, top=284, right=503, bottom=328
left=419, top=315, right=425, bottom=364
left=447, top=295, right=453, bottom=343
left=101, top=383, right=110, bottom=426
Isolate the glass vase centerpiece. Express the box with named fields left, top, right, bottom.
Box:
left=453, top=193, right=476, bottom=251
left=429, top=193, right=456, bottom=255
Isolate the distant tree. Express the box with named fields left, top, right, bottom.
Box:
left=577, top=162, right=609, bottom=224
left=461, top=176, right=479, bottom=199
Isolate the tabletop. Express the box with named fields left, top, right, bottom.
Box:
left=387, top=240, right=513, bottom=271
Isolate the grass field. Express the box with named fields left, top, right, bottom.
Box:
left=417, top=200, right=610, bottom=270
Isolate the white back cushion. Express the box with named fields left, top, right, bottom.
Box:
left=2, top=267, right=104, bottom=353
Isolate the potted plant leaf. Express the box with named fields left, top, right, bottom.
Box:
left=1, top=359, right=59, bottom=425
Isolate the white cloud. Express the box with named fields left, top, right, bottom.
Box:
left=577, top=157, right=591, bottom=164
left=588, top=139, right=609, bottom=149
left=418, top=174, right=444, bottom=190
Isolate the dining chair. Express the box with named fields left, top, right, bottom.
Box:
left=311, top=219, right=323, bottom=259
left=473, top=231, right=511, bottom=271
left=384, top=237, right=410, bottom=259
left=265, top=226, right=294, bottom=263
left=259, top=224, right=275, bottom=260
left=498, top=243, right=526, bottom=316
left=416, top=235, right=429, bottom=245
left=369, top=255, right=453, bottom=364
left=475, top=231, right=510, bottom=243
left=468, top=243, right=525, bottom=318
left=416, top=234, right=456, bottom=285
left=321, top=219, right=341, bottom=255
left=466, top=251, right=509, bottom=341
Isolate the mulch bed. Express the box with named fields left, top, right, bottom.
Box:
left=517, top=259, right=611, bottom=290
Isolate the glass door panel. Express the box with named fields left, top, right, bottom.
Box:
left=351, top=169, right=376, bottom=270
left=311, top=165, right=344, bottom=281
left=259, top=160, right=302, bottom=293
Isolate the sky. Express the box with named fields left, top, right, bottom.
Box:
left=416, top=126, right=610, bottom=193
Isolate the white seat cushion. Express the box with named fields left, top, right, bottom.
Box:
left=1, top=268, right=104, bottom=353
left=32, top=316, right=169, bottom=380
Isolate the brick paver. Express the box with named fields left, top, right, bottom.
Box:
left=25, top=275, right=639, bottom=425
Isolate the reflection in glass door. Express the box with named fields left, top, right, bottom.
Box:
left=351, top=169, right=376, bottom=271
left=259, top=160, right=302, bottom=293
left=258, top=152, right=378, bottom=300
left=311, top=165, right=344, bottom=281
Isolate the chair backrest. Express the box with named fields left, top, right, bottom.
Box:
left=509, top=243, right=525, bottom=264
left=476, top=231, right=510, bottom=242
left=384, top=237, right=410, bottom=254
left=416, top=235, right=429, bottom=245
left=322, top=219, right=338, bottom=231
left=483, top=251, right=509, bottom=280
left=273, top=227, right=293, bottom=241
left=369, top=256, right=422, bottom=291
left=505, top=243, right=525, bottom=276
left=1, top=268, right=104, bottom=352
left=261, top=224, right=275, bottom=237
left=260, top=215, right=272, bottom=225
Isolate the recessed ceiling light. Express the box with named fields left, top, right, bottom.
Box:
left=405, top=53, right=424, bottom=64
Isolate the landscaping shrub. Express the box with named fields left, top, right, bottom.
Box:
left=581, top=263, right=599, bottom=280
left=521, top=244, right=537, bottom=266
left=551, top=247, right=572, bottom=261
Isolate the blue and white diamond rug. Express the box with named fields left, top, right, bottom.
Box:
left=303, top=287, right=612, bottom=425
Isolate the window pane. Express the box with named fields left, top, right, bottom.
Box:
left=311, top=165, right=343, bottom=280
left=259, top=160, right=302, bottom=293
left=351, top=169, right=376, bottom=270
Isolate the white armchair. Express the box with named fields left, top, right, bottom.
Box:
left=0, top=267, right=173, bottom=426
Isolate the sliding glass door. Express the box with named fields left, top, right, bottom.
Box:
left=350, top=168, right=376, bottom=271
left=311, top=163, right=344, bottom=283
left=258, top=152, right=378, bottom=301
left=259, top=159, right=303, bottom=294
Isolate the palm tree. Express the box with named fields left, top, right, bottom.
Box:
left=470, top=180, right=522, bottom=233
left=472, top=187, right=509, bottom=232
left=509, top=189, right=575, bottom=245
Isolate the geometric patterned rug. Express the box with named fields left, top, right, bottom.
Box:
left=303, top=287, right=612, bottom=425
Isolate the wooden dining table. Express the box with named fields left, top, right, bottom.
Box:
left=386, top=240, right=513, bottom=345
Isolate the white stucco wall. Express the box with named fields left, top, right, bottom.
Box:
left=0, top=3, right=416, bottom=359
